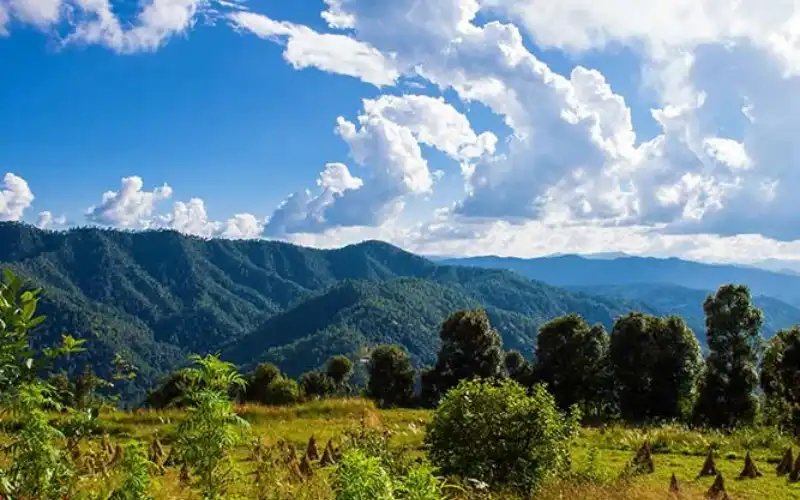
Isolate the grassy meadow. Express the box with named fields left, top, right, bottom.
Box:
left=13, top=398, right=799, bottom=500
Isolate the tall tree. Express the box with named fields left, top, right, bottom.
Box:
left=367, top=345, right=415, bottom=408
left=535, top=314, right=610, bottom=416
left=760, top=326, right=800, bottom=432
left=244, top=363, right=282, bottom=403
left=610, top=312, right=703, bottom=422
left=422, top=308, right=503, bottom=404
left=694, top=284, right=763, bottom=428
left=503, top=350, right=532, bottom=384
left=325, top=355, right=354, bottom=387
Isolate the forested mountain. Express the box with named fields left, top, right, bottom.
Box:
left=441, top=254, right=800, bottom=306
left=566, top=283, right=800, bottom=343
left=0, top=223, right=648, bottom=401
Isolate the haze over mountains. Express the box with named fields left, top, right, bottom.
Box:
left=2, top=221, right=799, bottom=403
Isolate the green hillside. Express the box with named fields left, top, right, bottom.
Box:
left=567, top=283, right=800, bottom=343
left=0, top=222, right=650, bottom=401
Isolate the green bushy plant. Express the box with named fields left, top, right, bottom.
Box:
left=332, top=449, right=395, bottom=500
left=425, top=378, right=579, bottom=492
left=108, top=441, right=154, bottom=500
left=174, top=354, right=249, bottom=500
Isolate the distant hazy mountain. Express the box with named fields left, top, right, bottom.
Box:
left=746, top=259, right=800, bottom=276
left=441, top=254, right=800, bottom=307
left=566, top=283, right=800, bottom=343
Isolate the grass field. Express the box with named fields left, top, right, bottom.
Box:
left=16, top=398, right=800, bottom=499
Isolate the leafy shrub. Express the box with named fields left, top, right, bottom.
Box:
left=302, top=371, right=337, bottom=399
left=332, top=449, right=395, bottom=500
left=174, top=354, right=249, bottom=500
left=425, top=378, right=579, bottom=492
left=109, top=441, right=154, bottom=500
left=394, top=462, right=447, bottom=500
left=266, top=377, right=302, bottom=405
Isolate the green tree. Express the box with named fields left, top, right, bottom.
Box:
left=0, top=269, right=85, bottom=499
left=610, top=312, right=702, bottom=422
left=425, top=378, right=578, bottom=491
left=367, top=345, right=415, bottom=408
left=144, top=370, right=192, bottom=409
left=422, top=308, right=503, bottom=404
left=326, top=355, right=354, bottom=387
left=534, top=315, right=611, bottom=417
left=175, top=354, right=249, bottom=500
left=694, top=284, right=763, bottom=428
left=301, top=370, right=336, bottom=399
left=265, top=376, right=301, bottom=405
left=244, top=363, right=282, bottom=403
left=760, top=326, right=800, bottom=433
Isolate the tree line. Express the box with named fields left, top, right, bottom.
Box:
left=367, top=283, right=800, bottom=433
left=141, top=282, right=800, bottom=432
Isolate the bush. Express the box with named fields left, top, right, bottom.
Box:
left=425, top=378, right=579, bottom=492
left=332, top=449, right=395, bottom=500
left=265, top=377, right=302, bottom=405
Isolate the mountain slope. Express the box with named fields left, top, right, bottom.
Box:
left=0, top=223, right=650, bottom=399
left=567, top=283, right=800, bottom=342
left=441, top=254, right=800, bottom=306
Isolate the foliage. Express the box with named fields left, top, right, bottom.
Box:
left=694, top=284, right=764, bottom=428
left=394, top=462, right=447, bottom=500
left=266, top=376, right=302, bottom=405
left=502, top=350, right=531, bottom=384
left=332, top=449, right=395, bottom=500
left=0, top=381, right=75, bottom=499
left=0, top=268, right=86, bottom=499
left=327, top=355, right=354, bottom=386
left=367, top=345, right=415, bottom=408
left=422, top=309, right=503, bottom=405
left=244, top=363, right=282, bottom=403
left=0, top=223, right=653, bottom=401
left=609, top=312, right=703, bottom=422
left=174, top=354, right=250, bottom=500
left=302, top=370, right=337, bottom=399
left=144, top=370, right=192, bottom=409
left=108, top=441, right=154, bottom=500
left=534, top=315, right=611, bottom=417
left=760, top=326, right=800, bottom=433
left=425, top=378, right=579, bottom=492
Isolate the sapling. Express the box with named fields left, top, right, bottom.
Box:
left=174, top=354, right=250, bottom=500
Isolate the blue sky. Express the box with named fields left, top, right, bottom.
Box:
left=3, top=0, right=800, bottom=263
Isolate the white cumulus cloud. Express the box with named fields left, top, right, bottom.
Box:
left=36, top=211, right=67, bottom=229
left=0, top=173, right=35, bottom=222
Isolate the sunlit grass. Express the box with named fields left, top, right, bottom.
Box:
left=4, top=398, right=800, bottom=499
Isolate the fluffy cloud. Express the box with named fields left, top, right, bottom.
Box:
left=304, top=0, right=800, bottom=245
left=86, top=176, right=264, bottom=239
left=36, top=211, right=67, bottom=229
left=264, top=94, right=495, bottom=236
left=86, top=176, right=173, bottom=228
left=0, top=0, right=214, bottom=52
left=0, top=173, right=34, bottom=222
left=228, top=11, right=400, bottom=87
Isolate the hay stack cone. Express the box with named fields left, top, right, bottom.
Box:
left=630, top=440, right=655, bottom=474
left=789, top=452, right=800, bottom=482
left=320, top=439, right=336, bottom=466
left=306, top=435, right=320, bottom=461
left=698, top=448, right=719, bottom=478
left=288, top=458, right=304, bottom=482
left=286, top=442, right=298, bottom=464
left=777, top=447, right=793, bottom=476
left=706, top=473, right=730, bottom=500
left=102, top=433, right=114, bottom=455
left=669, top=473, right=681, bottom=495
left=149, top=437, right=164, bottom=466
left=179, top=462, right=191, bottom=486
left=300, top=453, right=314, bottom=478
left=738, top=451, right=762, bottom=479
left=107, top=443, right=124, bottom=469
